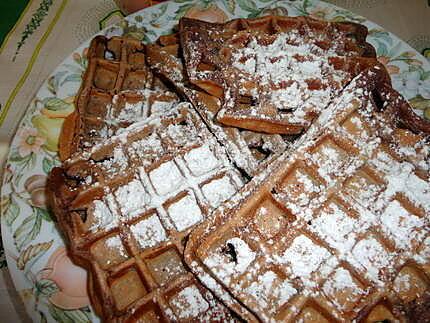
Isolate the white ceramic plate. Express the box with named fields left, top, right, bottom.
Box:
left=2, top=0, right=430, bottom=322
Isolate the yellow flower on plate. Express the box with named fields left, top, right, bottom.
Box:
left=19, top=288, right=34, bottom=302
left=308, top=6, right=330, bottom=20
left=16, top=127, right=46, bottom=157
left=31, top=115, right=64, bottom=152
left=377, top=56, right=400, bottom=75
left=40, top=96, right=75, bottom=119
left=184, top=4, right=228, bottom=23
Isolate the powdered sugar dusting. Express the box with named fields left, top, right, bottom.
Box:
left=167, top=193, right=203, bottom=231
left=322, top=267, right=365, bottom=312
left=149, top=161, right=184, bottom=196
left=169, top=286, right=209, bottom=319
left=228, top=32, right=349, bottom=124
left=90, top=198, right=119, bottom=232
left=345, top=172, right=381, bottom=208
left=163, top=122, right=199, bottom=147
left=324, top=268, right=356, bottom=292
left=226, top=237, right=256, bottom=272
left=279, top=169, right=322, bottom=217
left=128, top=132, right=163, bottom=164
left=202, top=176, right=237, bottom=207
left=371, top=151, right=430, bottom=212
left=414, top=237, right=430, bottom=265
left=311, top=141, right=347, bottom=184
left=112, top=89, right=178, bottom=123
left=117, top=100, right=143, bottom=121
left=351, top=237, right=392, bottom=284
left=280, top=235, right=330, bottom=286
left=105, top=235, right=127, bottom=258
left=380, top=200, right=425, bottom=250
left=297, top=170, right=320, bottom=194
left=393, top=272, right=412, bottom=295
left=114, top=179, right=149, bottom=218
left=131, top=214, right=167, bottom=249
left=100, top=147, right=128, bottom=175
left=244, top=271, right=296, bottom=315
left=184, top=145, right=220, bottom=176
left=311, top=202, right=357, bottom=255
left=204, top=237, right=256, bottom=285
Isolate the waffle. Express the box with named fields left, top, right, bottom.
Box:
left=59, top=35, right=179, bottom=161
left=179, top=16, right=386, bottom=134
left=146, top=34, right=297, bottom=178
left=48, top=103, right=245, bottom=322
left=180, top=15, right=376, bottom=98
left=185, top=68, right=430, bottom=322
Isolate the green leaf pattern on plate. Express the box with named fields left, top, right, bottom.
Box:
left=1, top=1, right=429, bottom=322
left=16, top=241, right=53, bottom=271
left=2, top=194, right=20, bottom=227
left=13, top=209, right=43, bottom=252
left=35, top=279, right=59, bottom=299
left=224, top=0, right=236, bottom=14
left=48, top=305, right=92, bottom=323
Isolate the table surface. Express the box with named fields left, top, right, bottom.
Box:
left=0, top=0, right=429, bottom=321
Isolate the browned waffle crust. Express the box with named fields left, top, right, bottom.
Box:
left=179, top=16, right=387, bottom=135
left=50, top=14, right=430, bottom=323
left=59, top=35, right=179, bottom=161
left=179, top=15, right=376, bottom=98
left=185, top=68, right=430, bottom=322
left=49, top=104, right=244, bottom=321
left=146, top=33, right=301, bottom=178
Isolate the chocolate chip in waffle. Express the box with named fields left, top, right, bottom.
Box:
left=147, top=33, right=299, bottom=178
left=48, top=103, right=244, bottom=322
left=59, top=35, right=179, bottom=161
left=179, top=16, right=386, bottom=135
left=185, top=68, right=430, bottom=322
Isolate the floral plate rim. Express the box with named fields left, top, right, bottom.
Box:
left=1, top=0, right=430, bottom=322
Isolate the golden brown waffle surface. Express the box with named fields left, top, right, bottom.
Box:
left=179, top=16, right=386, bottom=135
left=147, top=34, right=299, bottom=178
left=59, top=35, right=179, bottom=161
left=49, top=103, right=244, bottom=322
left=185, top=69, right=430, bottom=322
left=50, top=14, right=430, bottom=323
left=180, top=15, right=376, bottom=97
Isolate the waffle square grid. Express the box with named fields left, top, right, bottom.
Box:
left=50, top=103, right=244, bottom=321
left=185, top=70, right=430, bottom=322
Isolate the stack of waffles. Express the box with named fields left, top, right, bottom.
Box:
left=59, top=36, right=179, bottom=161
left=146, top=31, right=293, bottom=178
left=48, top=13, right=430, bottom=323
left=50, top=104, right=244, bottom=321
left=186, top=68, right=430, bottom=322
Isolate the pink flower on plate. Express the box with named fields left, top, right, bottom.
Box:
left=16, top=127, right=46, bottom=157
left=41, top=247, right=90, bottom=309
left=377, top=56, right=400, bottom=75
left=184, top=4, right=228, bottom=23
left=72, top=52, right=82, bottom=63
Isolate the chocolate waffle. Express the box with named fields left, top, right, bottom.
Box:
left=59, top=35, right=179, bottom=161
left=147, top=34, right=296, bottom=178
left=180, top=15, right=376, bottom=98
left=179, top=16, right=385, bottom=134
left=48, top=103, right=245, bottom=322
left=185, top=69, right=430, bottom=322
